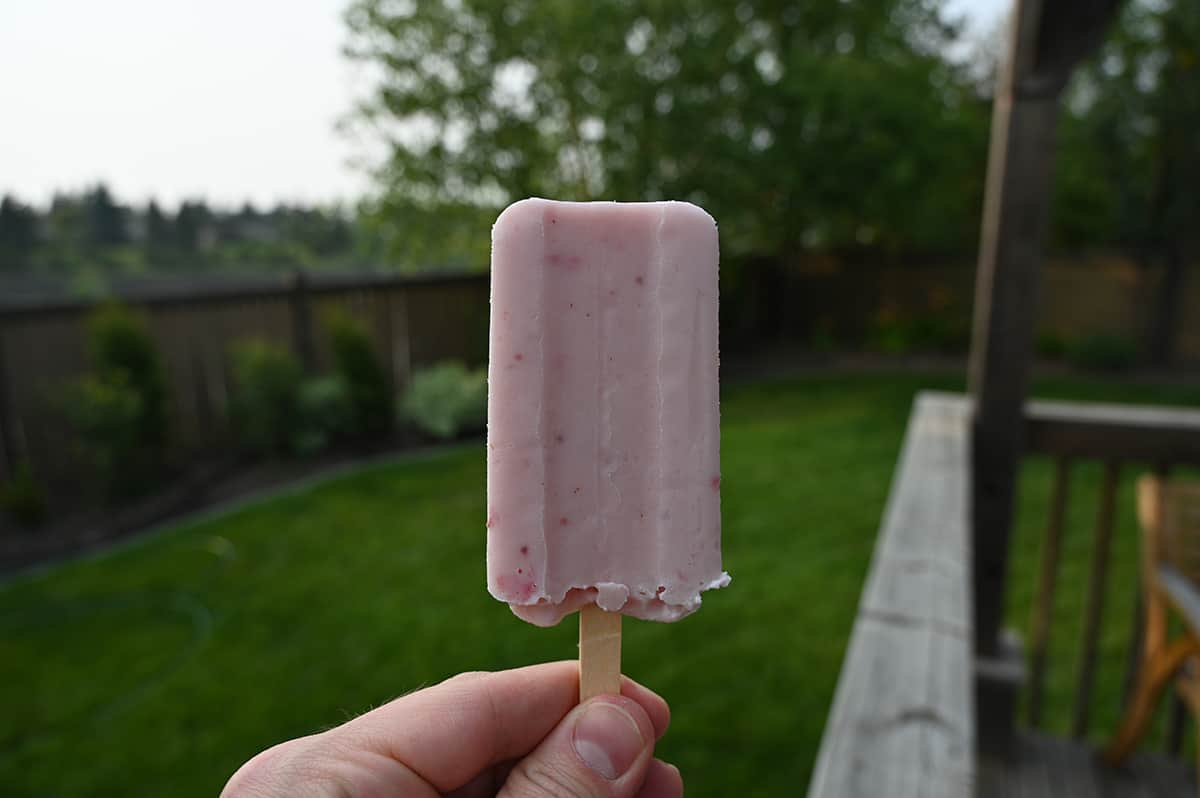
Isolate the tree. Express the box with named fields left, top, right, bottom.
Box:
left=43, top=192, right=89, bottom=274
left=145, top=200, right=173, bottom=248
left=1053, top=0, right=1200, bottom=362
left=0, top=195, right=38, bottom=271
left=84, top=184, right=128, bottom=247
left=343, top=0, right=989, bottom=267
left=1143, top=0, right=1200, bottom=364
left=174, top=200, right=212, bottom=255
left=143, top=199, right=176, bottom=269
left=0, top=187, right=366, bottom=283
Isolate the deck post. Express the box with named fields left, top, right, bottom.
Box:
left=968, top=0, right=1124, bottom=756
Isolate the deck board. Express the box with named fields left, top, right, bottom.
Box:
left=979, top=732, right=1194, bottom=798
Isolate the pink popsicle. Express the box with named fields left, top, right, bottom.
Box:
left=486, top=198, right=729, bottom=627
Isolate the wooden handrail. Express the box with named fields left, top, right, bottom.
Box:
left=809, top=392, right=975, bottom=797
left=1025, top=399, right=1200, bottom=465
left=815, top=392, right=1200, bottom=790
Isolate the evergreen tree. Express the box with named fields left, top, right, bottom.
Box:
left=0, top=195, right=38, bottom=271
left=84, top=184, right=128, bottom=247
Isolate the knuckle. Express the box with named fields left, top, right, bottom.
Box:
left=222, top=742, right=298, bottom=798
left=221, top=736, right=352, bottom=798
left=501, top=757, right=602, bottom=798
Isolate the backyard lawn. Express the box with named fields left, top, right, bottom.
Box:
left=2, top=371, right=1198, bottom=797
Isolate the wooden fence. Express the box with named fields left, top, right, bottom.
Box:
left=0, top=272, right=491, bottom=496
left=0, top=256, right=1195, bottom=504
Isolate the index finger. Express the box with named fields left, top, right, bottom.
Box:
left=333, top=661, right=669, bottom=793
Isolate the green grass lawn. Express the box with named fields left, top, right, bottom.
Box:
left=2, top=371, right=1198, bottom=797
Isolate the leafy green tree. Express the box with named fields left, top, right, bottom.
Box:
left=1141, top=0, right=1200, bottom=363
left=344, top=0, right=989, bottom=266
left=0, top=195, right=38, bottom=271
left=1053, top=0, right=1200, bottom=362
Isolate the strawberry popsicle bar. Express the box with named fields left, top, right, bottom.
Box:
left=486, top=198, right=729, bottom=626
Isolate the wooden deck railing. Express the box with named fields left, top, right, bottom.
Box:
left=809, top=392, right=975, bottom=798
left=1021, top=399, right=1200, bottom=749
left=811, top=393, right=1200, bottom=797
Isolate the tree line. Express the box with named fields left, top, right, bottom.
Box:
left=0, top=186, right=378, bottom=295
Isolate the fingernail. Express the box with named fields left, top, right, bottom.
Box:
left=572, top=701, right=646, bottom=780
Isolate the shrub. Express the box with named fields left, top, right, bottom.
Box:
left=871, top=318, right=913, bottom=355
left=63, top=305, right=168, bottom=501
left=325, top=311, right=393, bottom=440
left=293, top=375, right=354, bottom=456
left=1066, top=334, right=1138, bottom=372
left=400, top=361, right=487, bottom=440
left=87, top=304, right=168, bottom=452
left=63, top=372, right=147, bottom=501
left=0, top=462, right=48, bottom=528
left=230, top=340, right=303, bottom=457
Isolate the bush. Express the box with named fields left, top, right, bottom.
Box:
left=63, top=305, right=168, bottom=501
left=293, top=376, right=354, bottom=457
left=325, top=311, right=393, bottom=440
left=230, top=340, right=303, bottom=457
left=400, top=361, right=487, bottom=440
left=871, top=317, right=913, bottom=355
left=1066, top=334, right=1138, bottom=372
left=64, top=373, right=144, bottom=500
left=0, top=462, right=48, bottom=528
left=87, top=304, right=168, bottom=452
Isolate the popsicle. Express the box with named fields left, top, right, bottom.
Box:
left=486, top=198, right=729, bottom=646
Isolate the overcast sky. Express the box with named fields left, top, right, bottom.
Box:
left=0, top=0, right=1008, bottom=210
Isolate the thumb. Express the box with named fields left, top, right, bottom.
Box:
left=498, top=695, right=656, bottom=798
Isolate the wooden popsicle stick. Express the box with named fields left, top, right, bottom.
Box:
left=579, top=603, right=622, bottom=702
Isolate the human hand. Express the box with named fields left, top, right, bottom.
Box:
left=221, top=660, right=682, bottom=797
